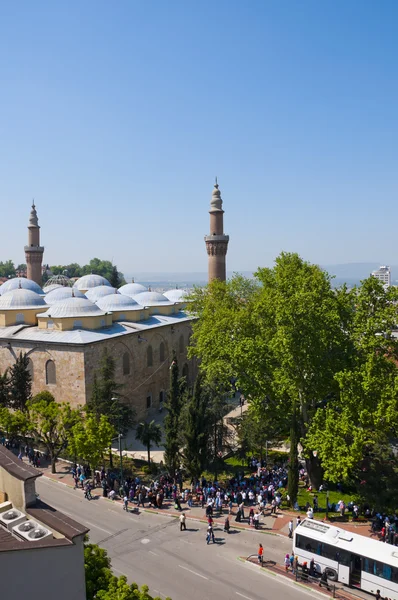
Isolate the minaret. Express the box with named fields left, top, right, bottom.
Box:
left=24, top=202, right=44, bottom=285
left=204, top=179, right=229, bottom=282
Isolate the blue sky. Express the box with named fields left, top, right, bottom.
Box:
left=1, top=1, right=397, bottom=274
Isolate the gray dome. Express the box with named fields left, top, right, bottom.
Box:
left=132, top=291, right=172, bottom=306
left=73, top=274, right=111, bottom=290
left=40, top=297, right=106, bottom=318
left=45, top=287, right=87, bottom=306
left=119, top=282, right=147, bottom=297
left=164, top=289, right=188, bottom=303
left=86, top=286, right=119, bottom=302
left=96, top=294, right=141, bottom=312
left=43, top=284, right=63, bottom=294
left=0, top=289, right=47, bottom=310
left=0, top=278, right=44, bottom=296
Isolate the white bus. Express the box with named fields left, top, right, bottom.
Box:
left=293, top=518, right=398, bottom=599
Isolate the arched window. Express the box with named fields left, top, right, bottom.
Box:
left=15, top=313, right=24, bottom=324
left=27, top=358, right=34, bottom=379
left=123, top=352, right=130, bottom=375
left=147, top=345, right=153, bottom=367
left=179, top=334, right=184, bottom=354
left=73, top=320, right=82, bottom=329
left=46, top=360, right=56, bottom=385
left=182, top=363, right=189, bottom=381
left=146, top=394, right=152, bottom=409
left=159, top=390, right=164, bottom=404
left=159, top=342, right=165, bottom=363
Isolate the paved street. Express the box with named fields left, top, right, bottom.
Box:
left=37, top=477, right=324, bottom=600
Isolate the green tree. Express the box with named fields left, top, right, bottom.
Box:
left=0, top=406, right=29, bottom=442
left=69, top=414, right=115, bottom=475
left=135, top=420, right=162, bottom=465
left=15, top=263, right=27, bottom=272
left=164, top=353, right=182, bottom=480
left=9, top=353, right=32, bottom=411
left=109, top=265, right=123, bottom=288
left=87, top=349, right=135, bottom=435
left=189, top=254, right=350, bottom=488
left=287, top=404, right=299, bottom=505
left=84, top=540, right=169, bottom=600
left=27, top=391, right=80, bottom=473
left=0, top=370, right=10, bottom=407
left=84, top=541, right=115, bottom=600
left=0, top=260, right=16, bottom=278
left=306, top=277, right=398, bottom=488
left=181, top=373, right=211, bottom=480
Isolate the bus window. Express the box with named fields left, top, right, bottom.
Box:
left=382, top=564, right=392, bottom=581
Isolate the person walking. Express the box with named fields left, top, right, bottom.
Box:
left=179, top=513, right=186, bottom=531
left=123, top=495, right=129, bottom=511
left=84, top=481, right=92, bottom=501
left=258, top=543, right=264, bottom=565
left=206, top=524, right=215, bottom=544
left=288, top=519, right=293, bottom=538
left=284, top=553, right=290, bottom=572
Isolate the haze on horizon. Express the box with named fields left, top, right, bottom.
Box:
left=1, top=1, right=397, bottom=274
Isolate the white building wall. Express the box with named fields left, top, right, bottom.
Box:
left=0, top=540, right=86, bottom=600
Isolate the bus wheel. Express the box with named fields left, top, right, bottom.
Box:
left=325, top=568, right=338, bottom=581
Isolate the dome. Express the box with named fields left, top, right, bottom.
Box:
left=45, top=274, right=73, bottom=288
left=43, top=284, right=63, bottom=294
left=86, top=286, right=119, bottom=302
left=132, top=291, right=172, bottom=306
left=119, top=282, right=147, bottom=297
left=45, top=287, right=87, bottom=306
left=96, top=294, right=141, bottom=312
left=73, top=274, right=111, bottom=291
left=0, top=289, right=47, bottom=310
left=40, top=297, right=106, bottom=318
left=0, top=278, right=44, bottom=296
left=164, top=289, right=188, bottom=303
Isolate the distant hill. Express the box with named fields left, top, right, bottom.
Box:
left=124, top=264, right=396, bottom=289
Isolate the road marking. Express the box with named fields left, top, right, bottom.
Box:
left=236, top=593, right=253, bottom=600
left=148, top=550, right=158, bottom=556
left=84, top=521, right=112, bottom=534
left=178, top=565, right=209, bottom=580
left=141, top=538, right=150, bottom=544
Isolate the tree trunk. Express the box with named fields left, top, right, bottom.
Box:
left=147, top=444, right=151, bottom=466
left=51, top=454, right=56, bottom=474
left=287, top=406, right=299, bottom=505
left=306, top=454, right=324, bottom=489
left=109, top=447, right=113, bottom=468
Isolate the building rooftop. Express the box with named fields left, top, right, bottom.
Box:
left=0, top=445, right=41, bottom=482
left=0, top=312, right=193, bottom=345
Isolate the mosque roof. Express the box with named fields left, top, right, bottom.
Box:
left=96, top=294, right=142, bottom=312
left=39, top=297, right=106, bottom=319
left=0, top=278, right=44, bottom=296
left=43, top=284, right=63, bottom=293
left=164, top=288, right=189, bottom=303
left=73, top=274, right=111, bottom=290
left=86, top=286, right=119, bottom=302
left=45, top=287, right=87, bottom=306
left=132, top=291, right=173, bottom=306
left=119, top=282, right=147, bottom=297
left=0, top=312, right=193, bottom=345
left=0, top=289, right=47, bottom=310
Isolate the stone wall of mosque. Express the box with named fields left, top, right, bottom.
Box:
left=82, top=320, right=196, bottom=420
left=0, top=320, right=197, bottom=420
left=0, top=343, right=86, bottom=408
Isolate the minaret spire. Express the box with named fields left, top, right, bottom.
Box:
left=24, top=201, right=44, bottom=285
left=204, top=179, right=229, bottom=282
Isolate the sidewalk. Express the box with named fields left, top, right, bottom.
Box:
left=244, top=556, right=366, bottom=600
left=34, top=457, right=380, bottom=543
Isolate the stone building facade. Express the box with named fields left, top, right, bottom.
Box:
left=0, top=315, right=195, bottom=419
